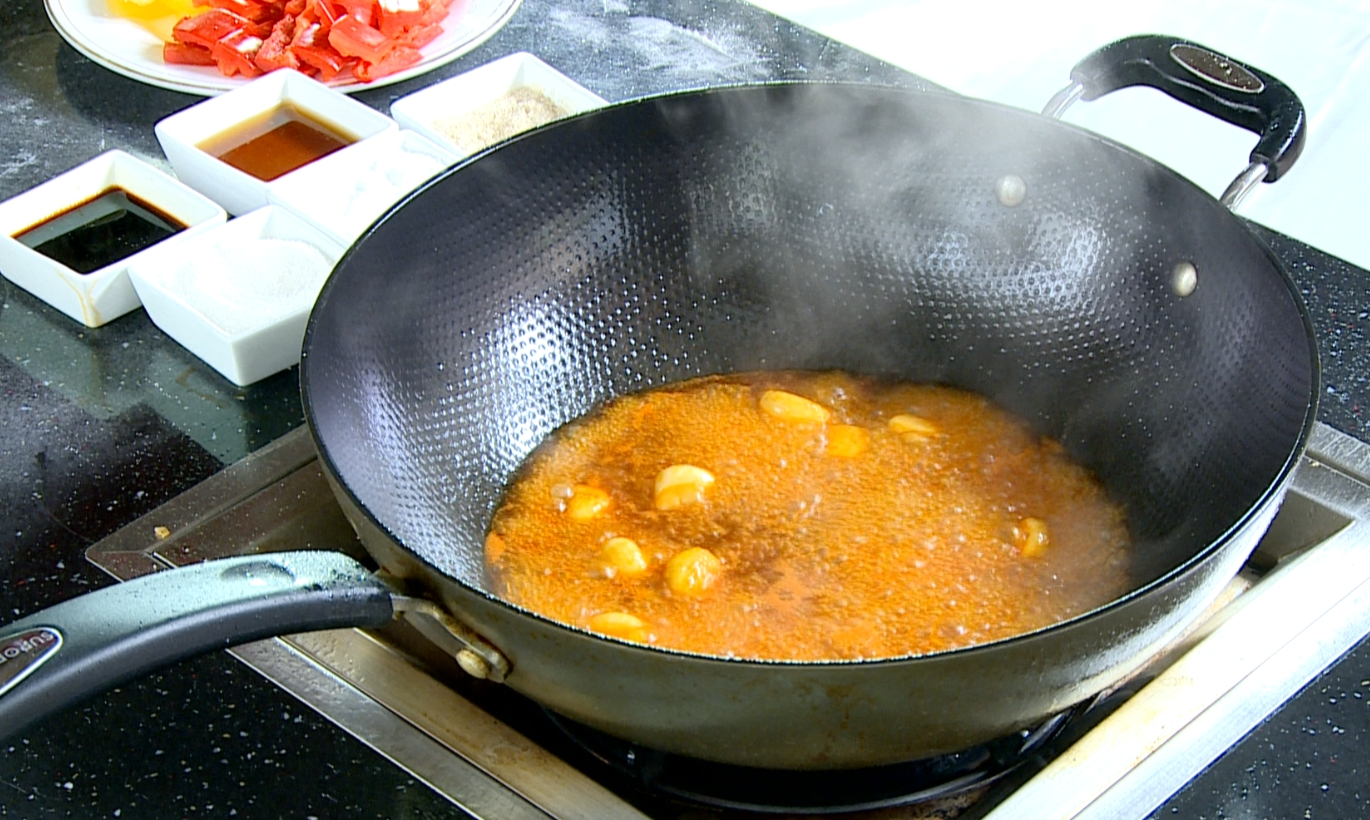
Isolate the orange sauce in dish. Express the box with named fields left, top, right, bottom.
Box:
left=198, top=103, right=357, bottom=182
left=486, top=372, right=1132, bottom=661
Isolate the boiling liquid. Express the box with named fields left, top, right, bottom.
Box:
left=16, top=188, right=185, bottom=274
left=199, top=104, right=357, bottom=182
left=487, top=372, right=1132, bottom=661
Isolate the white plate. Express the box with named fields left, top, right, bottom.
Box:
left=44, top=0, right=525, bottom=96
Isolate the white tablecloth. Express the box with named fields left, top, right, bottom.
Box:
left=747, top=0, right=1370, bottom=270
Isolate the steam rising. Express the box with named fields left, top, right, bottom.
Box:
left=310, top=84, right=1314, bottom=594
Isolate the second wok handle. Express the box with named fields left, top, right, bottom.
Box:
left=0, top=551, right=394, bottom=743
left=1045, top=34, right=1306, bottom=206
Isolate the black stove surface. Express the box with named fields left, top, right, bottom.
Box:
left=1131, top=226, right=1370, bottom=819
left=542, top=708, right=1078, bottom=814
left=1148, top=636, right=1370, bottom=818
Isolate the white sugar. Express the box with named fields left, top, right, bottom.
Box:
left=159, top=237, right=332, bottom=336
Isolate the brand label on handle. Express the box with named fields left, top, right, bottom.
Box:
left=1170, top=44, right=1265, bottom=94
left=0, top=628, right=62, bottom=697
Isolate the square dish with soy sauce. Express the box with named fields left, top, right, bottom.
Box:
left=0, top=150, right=226, bottom=328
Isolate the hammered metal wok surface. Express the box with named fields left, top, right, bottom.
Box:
left=301, top=83, right=1317, bottom=767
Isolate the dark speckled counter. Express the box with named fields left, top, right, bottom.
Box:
left=1140, top=229, right=1370, bottom=820
left=2, top=0, right=1370, bottom=816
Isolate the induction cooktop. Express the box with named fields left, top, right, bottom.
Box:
left=86, top=422, right=1370, bottom=820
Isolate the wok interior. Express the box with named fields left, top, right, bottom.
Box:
left=304, top=84, right=1315, bottom=609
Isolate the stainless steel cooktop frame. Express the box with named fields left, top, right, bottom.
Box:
left=86, top=423, right=1370, bottom=820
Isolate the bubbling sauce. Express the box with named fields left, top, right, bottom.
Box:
left=485, top=372, right=1131, bottom=660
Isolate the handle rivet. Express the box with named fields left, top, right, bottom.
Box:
left=1172, top=262, right=1198, bottom=297
left=996, top=175, right=1027, bottom=207
left=455, top=648, right=492, bottom=679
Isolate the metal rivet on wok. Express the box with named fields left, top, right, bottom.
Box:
left=995, top=174, right=1027, bottom=206
left=1172, top=262, right=1198, bottom=297
left=456, top=648, right=492, bottom=679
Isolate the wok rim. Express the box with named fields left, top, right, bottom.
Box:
left=300, top=81, right=1323, bottom=669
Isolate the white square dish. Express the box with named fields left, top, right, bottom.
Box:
left=127, top=205, right=345, bottom=386
left=154, top=69, right=398, bottom=216
left=267, top=129, right=459, bottom=247
left=389, top=52, right=607, bottom=157
left=0, top=150, right=226, bottom=328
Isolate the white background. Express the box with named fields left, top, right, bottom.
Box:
left=745, top=0, right=1370, bottom=270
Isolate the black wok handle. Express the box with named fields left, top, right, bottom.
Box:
left=0, top=551, right=393, bottom=742
left=1046, top=35, right=1305, bottom=206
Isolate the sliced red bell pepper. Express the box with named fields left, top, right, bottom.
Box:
left=375, top=0, right=421, bottom=38
left=328, top=13, right=393, bottom=64
left=166, top=0, right=458, bottom=83
left=421, top=0, right=454, bottom=26
left=305, top=0, right=341, bottom=26
left=290, top=17, right=328, bottom=49
left=326, top=57, right=360, bottom=81
left=351, top=43, right=420, bottom=82
left=293, top=43, right=351, bottom=79
left=201, top=0, right=282, bottom=24
left=211, top=28, right=265, bottom=77
left=172, top=8, right=250, bottom=49
left=163, top=41, right=217, bottom=65
left=254, top=16, right=299, bottom=72
left=337, top=0, right=375, bottom=27
left=397, top=19, right=441, bottom=48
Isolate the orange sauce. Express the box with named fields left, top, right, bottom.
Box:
left=486, top=372, right=1132, bottom=661
left=198, top=104, right=357, bottom=182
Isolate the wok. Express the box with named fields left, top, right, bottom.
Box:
left=0, top=36, right=1319, bottom=770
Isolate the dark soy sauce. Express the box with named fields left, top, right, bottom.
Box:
left=16, top=188, right=186, bottom=274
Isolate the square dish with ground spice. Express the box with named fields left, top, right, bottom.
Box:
left=390, top=51, right=607, bottom=158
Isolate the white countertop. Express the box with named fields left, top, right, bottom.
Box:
left=746, top=0, right=1370, bottom=271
